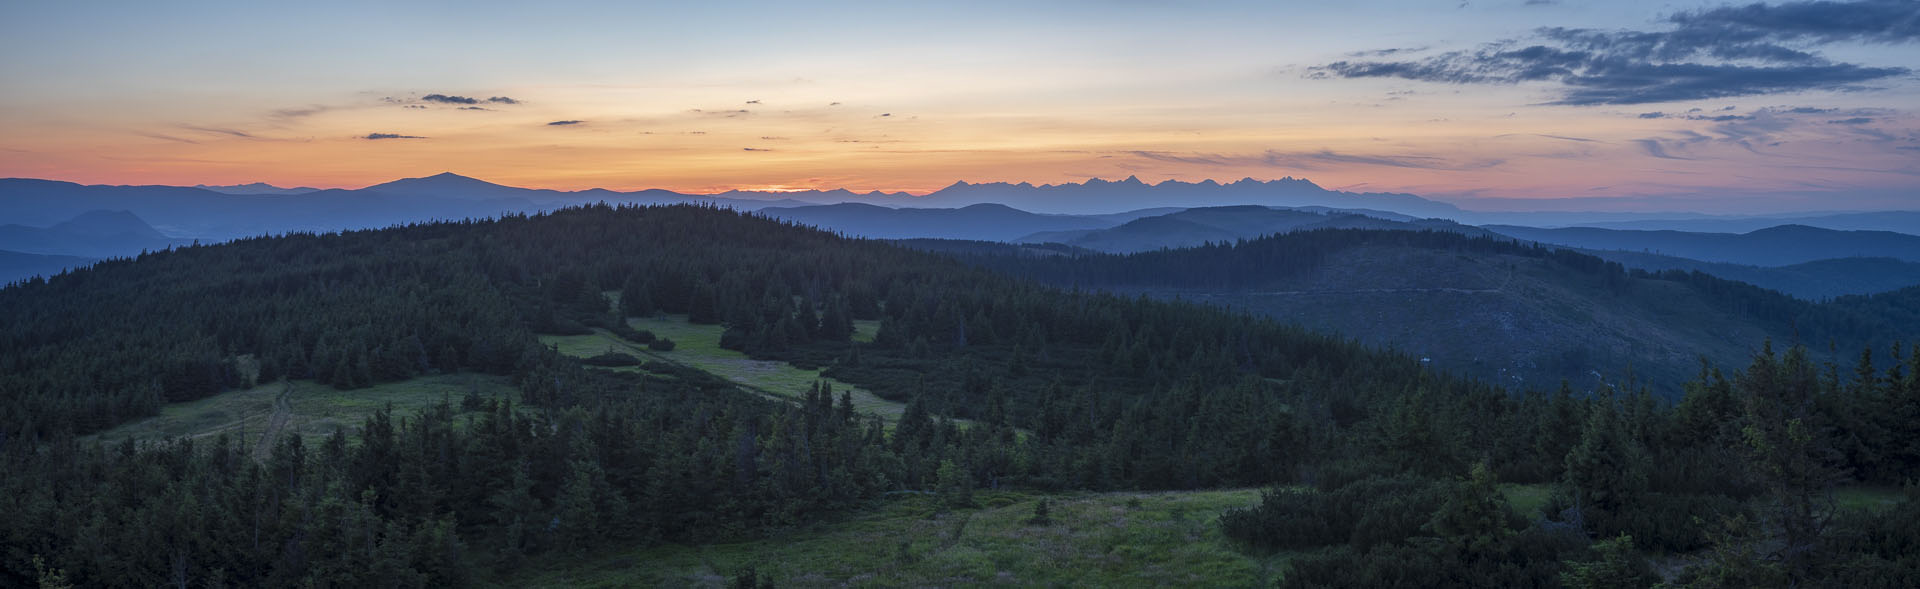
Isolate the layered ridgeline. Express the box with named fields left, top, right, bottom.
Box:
left=928, top=229, right=1920, bottom=394
left=769, top=203, right=1920, bottom=300
left=3, top=205, right=1918, bottom=587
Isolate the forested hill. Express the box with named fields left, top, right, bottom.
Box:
left=5, top=205, right=1919, bottom=586
left=0, top=204, right=1461, bottom=583
left=928, top=229, right=1920, bottom=394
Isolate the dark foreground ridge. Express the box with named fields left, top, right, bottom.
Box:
left=1, top=205, right=1916, bottom=587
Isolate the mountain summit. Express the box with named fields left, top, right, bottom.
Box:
left=362, top=172, right=535, bottom=200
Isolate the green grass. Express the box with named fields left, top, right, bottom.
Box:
left=541, top=314, right=909, bottom=421
left=89, top=374, right=514, bottom=447
left=1835, top=486, right=1908, bottom=512
left=851, top=319, right=880, bottom=343
left=1500, top=483, right=1556, bottom=518
left=498, top=489, right=1284, bottom=588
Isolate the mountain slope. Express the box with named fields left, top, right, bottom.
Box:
left=1585, top=251, right=1920, bottom=300
left=1574, top=211, right=1920, bottom=235
left=0, top=249, right=95, bottom=286
left=961, top=229, right=1920, bottom=393
left=1018, top=206, right=1488, bottom=253
left=1486, top=224, right=1920, bottom=266
left=0, top=177, right=815, bottom=241
left=0, top=210, right=186, bottom=258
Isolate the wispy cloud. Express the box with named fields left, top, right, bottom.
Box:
left=547, top=120, right=584, bottom=126
left=1633, top=138, right=1693, bottom=160
left=272, top=105, right=330, bottom=119
left=132, top=131, right=199, bottom=144
left=1310, top=0, right=1918, bottom=105
left=362, top=133, right=426, bottom=140
left=180, top=125, right=257, bottom=139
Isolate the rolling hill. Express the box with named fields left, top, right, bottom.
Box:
left=1485, top=224, right=1920, bottom=266
left=959, top=229, right=1920, bottom=393
left=1017, top=205, right=1488, bottom=253
left=0, top=210, right=189, bottom=258
left=0, top=249, right=96, bottom=286
left=1583, top=251, right=1920, bottom=300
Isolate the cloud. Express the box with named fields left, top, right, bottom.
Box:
left=363, top=133, right=426, bottom=140
left=458, top=106, right=490, bottom=111
left=1346, top=47, right=1426, bottom=58
left=487, top=96, right=518, bottom=104
left=272, top=105, right=329, bottom=119
left=547, top=120, right=584, bottom=126
left=1639, top=112, right=1668, bottom=118
left=1534, top=133, right=1599, bottom=142
left=421, top=94, right=480, bottom=105
left=180, top=125, right=257, bottom=139
left=1310, top=0, right=1918, bottom=105
left=1633, top=138, right=1693, bottom=159
left=1828, top=116, right=1875, bottom=124
left=133, top=131, right=199, bottom=144
left=742, top=147, right=773, bottom=151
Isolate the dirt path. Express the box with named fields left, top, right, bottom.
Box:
left=250, top=381, right=294, bottom=462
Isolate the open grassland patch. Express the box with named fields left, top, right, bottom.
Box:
left=500, top=488, right=1287, bottom=588
left=541, top=314, right=906, bottom=420
left=87, top=373, right=514, bottom=446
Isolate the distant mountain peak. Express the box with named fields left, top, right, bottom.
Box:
left=362, top=172, right=527, bottom=200
left=193, top=182, right=320, bottom=196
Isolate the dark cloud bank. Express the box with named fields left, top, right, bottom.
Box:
left=420, top=94, right=519, bottom=105
left=1312, top=0, right=1919, bottom=105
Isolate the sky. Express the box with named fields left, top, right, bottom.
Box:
left=2, top=0, right=1917, bottom=213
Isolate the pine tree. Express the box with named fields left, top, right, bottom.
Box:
left=1737, top=344, right=1843, bottom=581
left=1563, top=399, right=1648, bottom=534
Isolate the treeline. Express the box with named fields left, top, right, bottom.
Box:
left=1222, top=344, right=1920, bottom=587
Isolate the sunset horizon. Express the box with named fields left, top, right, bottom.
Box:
left=7, top=0, right=1917, bottom=214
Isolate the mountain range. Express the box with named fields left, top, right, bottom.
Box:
left=5, top=173, right=1918, bottom=301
